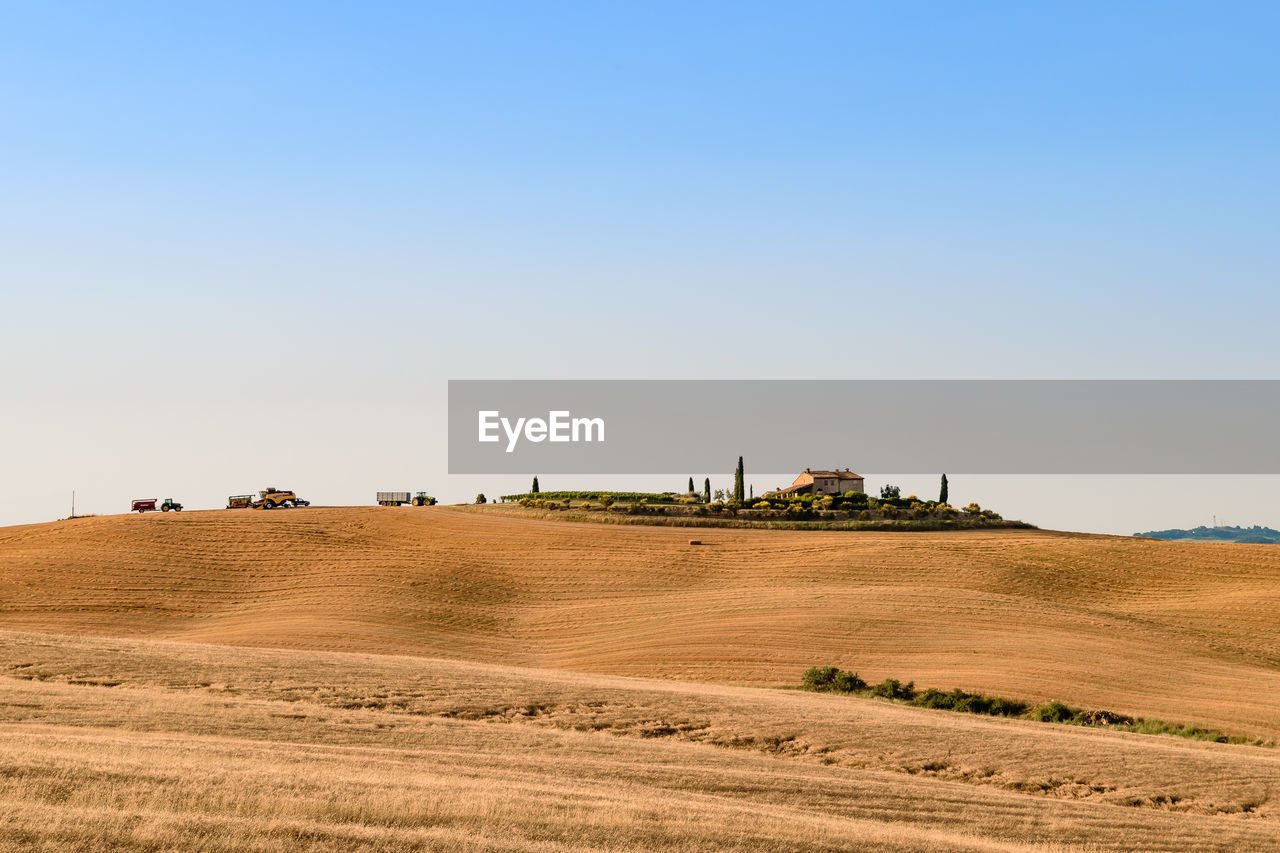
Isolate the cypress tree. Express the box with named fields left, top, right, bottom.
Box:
left=704, top=477, right=711, bottom=503
left=532, top=476, right=540, bottom=494
left=688, top=477, right=695, bottom=494
left=939, top=473, right=948, bottom=505
left=734, top=456, right=745, bottom=503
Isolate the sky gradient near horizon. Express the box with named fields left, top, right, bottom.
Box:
left=3, top=2, right=1279, bottom=532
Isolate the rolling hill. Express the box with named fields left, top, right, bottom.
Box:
left=2, top=505, right=1280, bottom=737
left=5, top=506, right=1280, bottom=849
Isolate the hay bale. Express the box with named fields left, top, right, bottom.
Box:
left=688, top=539, right=702, bottom=546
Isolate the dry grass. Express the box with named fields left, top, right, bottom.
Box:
left=2, top=506, right=1280, bottom=737
left=4, top=507, right=1280, bottom=849
left=2, top=631, right=1279, bottom=852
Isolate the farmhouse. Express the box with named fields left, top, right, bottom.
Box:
left=765, top=468, right=865, bottom=498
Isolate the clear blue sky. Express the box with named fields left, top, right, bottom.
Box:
left=3, top=2, right=1279, bottom=531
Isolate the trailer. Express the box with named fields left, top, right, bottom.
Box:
left=131, top=498, right=157, bottom=513
left=227, top=494, right=254, bottom=509
left=377, top=491, right=412, bottom=506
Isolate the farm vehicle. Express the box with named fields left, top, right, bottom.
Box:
left=251, top=488, right=311, bottom=509
left=377, top=491, right=437, bottom=506
left=131, top=498, right=182, bottom=513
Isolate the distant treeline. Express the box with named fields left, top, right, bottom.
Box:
left=1134, top=525, right=1280, bottom=544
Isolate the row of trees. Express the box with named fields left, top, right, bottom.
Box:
left=882, top=473, right=949, bottom=504
left=527, top=459, right=750, bottom=507
left=526, top=467, right=952, bottom=507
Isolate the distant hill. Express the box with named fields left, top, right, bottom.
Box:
left=1133, top=524, right=1280, bottom=544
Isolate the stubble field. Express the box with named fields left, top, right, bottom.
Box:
left=1, top=506, right=1278, bottom=850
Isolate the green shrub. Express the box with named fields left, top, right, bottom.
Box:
left=475, top=493, right=487, bottom=504
left=754, top=501, right=771, bottom=509
left=870, top=678, right=915, bottom=701
left=802, top=666, right=840, bottom=691
left=988, top=696, right=1029, bottom=717
left=832, top=670, right=867, bottom=693
left=911, top=687, right=952, bottom=709
left=1034, top=700, right=1080, bottom=723
left=599, top=495, right=615, bottom=508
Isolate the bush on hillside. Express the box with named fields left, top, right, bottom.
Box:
left=832, top=670, right=867, bottom=693
left=870, top=678, right=916, bottom=701
left=911, top=688, right=1027, bottom=717
left=1033, top=700, right=1080, bottom=723
left=802, top=666, right=840, bottom=690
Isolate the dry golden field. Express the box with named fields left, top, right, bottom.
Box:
left=2, top=631, right=1279, bottom=852
left=2, top=506, right=1280, bottom=850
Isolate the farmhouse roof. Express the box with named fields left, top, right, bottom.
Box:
left=805, top=468, right=864, bottom=478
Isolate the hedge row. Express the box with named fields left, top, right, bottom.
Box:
left=500, top=491, right=678, bottom=503
left=800, top=666, right=1262, bottom=744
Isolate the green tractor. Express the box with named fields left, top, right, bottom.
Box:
left=160, top=498, right=183, bottom=512
left=411, top=492, right=437, bottom=506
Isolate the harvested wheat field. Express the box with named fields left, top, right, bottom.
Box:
left=2, top=506, right=1280, bottom=850
left=2, top=630, right=1278, bottom=852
